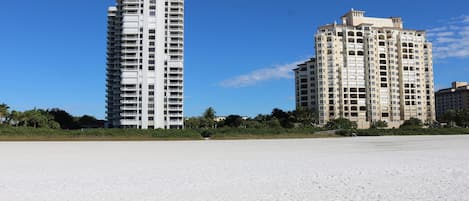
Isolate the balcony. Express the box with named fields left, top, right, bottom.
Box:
left=121, top=106, right=138, bottom=110
left=121, top=112, right=138, bottom=117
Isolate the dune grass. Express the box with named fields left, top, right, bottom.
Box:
left=1, top=126, right=468, bottom=141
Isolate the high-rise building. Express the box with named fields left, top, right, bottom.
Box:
left=435, top=82, right=469, bottom=121
left=293, top=58, right=317, bottom=112
left=295, top=10, right=435, bottom=128
left=106, top=0, right=184, bottom=129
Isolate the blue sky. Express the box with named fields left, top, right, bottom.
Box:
left=1, top=0, right=468, bottom=119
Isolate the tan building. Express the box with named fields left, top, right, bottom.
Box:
left=435, top=82, right=469, bottom=121
left=295, top=10, right=435, bottom=128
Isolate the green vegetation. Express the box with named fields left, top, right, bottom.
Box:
left=0, top=103, right=103, bottom=129
left=0, top=126, right=331, bottom=141
left=0, top=126, right=202, bottom=141
left=371, top=120, right=388, bottom=129
left=354, top=128, right=469, bottom=136
left=440, top=109, right=469, bottom=128
left=1, top=104, right=469, bottom=141
left=207, top=127, right=330, bottom=140
left=1, top=124, right=469, bottom=141
left=326, top=118, right=357, bottom=130
left=0, top=103, right=9, bottom=124
left=400, top=118, right=424, bottom=129
left=185, top=107, right=317, bottom=129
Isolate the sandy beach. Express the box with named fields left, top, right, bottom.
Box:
left=1, top=135, right=468, bottom=201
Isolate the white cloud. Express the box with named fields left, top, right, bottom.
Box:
left=428, top=27, right=448, bottom=32
left=219, top=60, right=305, bottom=88
left=428, top=15, right=469, bottom=59
left=464, top=16, right=469, bottom=23
left=435, top=32, right=454, bottom=37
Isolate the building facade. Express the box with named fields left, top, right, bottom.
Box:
left=294, top=58, right=318, bottom=112
left=435, top=82, right=469, bottom=121
left=106, top=0, right=184, bottom=129
left=295, top=10, right=435, bottom=128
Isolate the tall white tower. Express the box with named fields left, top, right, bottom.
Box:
left=106, top=0, right=184, bottom=129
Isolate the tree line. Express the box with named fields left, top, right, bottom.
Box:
left=185, top=107, right=431, bottom=130
left=440, top=109, right=469, bottom=128
left=185, top=107, right=317, bottom=129
left=0, top=103, right=103, bottom=129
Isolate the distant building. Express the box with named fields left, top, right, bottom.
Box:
left=106, top=0, right=185, bottom=129
left=293, top=58, right=317, bottom=112
left=435, top=82, right=469, bottom=121
left=214, top=116, right=226, bottom=122
left=294, top=10, right=435, bottom=128
left=214, top=116, right=250, bottom=122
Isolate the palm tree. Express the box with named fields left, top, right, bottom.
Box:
left=0, top=103, right=10, bottom=124
left=202, top=107, right=216, bottom=128
left=294, top=107, right=317, bottom=126
left=8, top=110, right=22, bottom=126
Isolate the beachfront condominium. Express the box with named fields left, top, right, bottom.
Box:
left=294, top=58, right=318, bottom=114
left=106, top=0, right=184, bottom=129
left=435, top=82, right=469, bottom=121
left=294, top=10, right=435, bottom=128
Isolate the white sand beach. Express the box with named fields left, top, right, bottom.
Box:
left=1, top=135, right=468, bottom=201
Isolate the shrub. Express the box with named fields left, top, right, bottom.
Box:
left=326, top=118, right=357, bottom=130
left=335, top=129, right=351, bottom=136
left=200, top=130, right=214, bottom=138
left=371, top=120, right=388, bottom=129
left=401, top=118, right=423, bottom=129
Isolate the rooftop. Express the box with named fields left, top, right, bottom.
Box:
left=339, top=9, right=403, bottom=29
